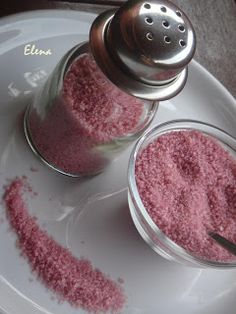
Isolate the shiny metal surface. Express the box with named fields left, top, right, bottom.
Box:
left=107, top=0, right=196, bottom=84
left=90, top=8, right=188, bottom=100
left=208, top=232, right=236, bottom=257
left=90, top=0, right=196, bottom=100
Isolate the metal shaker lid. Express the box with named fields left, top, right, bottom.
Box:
left=90, top=0, right=196, bottom=101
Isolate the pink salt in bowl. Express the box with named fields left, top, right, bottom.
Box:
left=128, top=120, right=236, bottom=268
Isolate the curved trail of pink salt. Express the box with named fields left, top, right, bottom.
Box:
left=4, top=178, right=125, bottom=313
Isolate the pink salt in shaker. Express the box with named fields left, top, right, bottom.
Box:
left=24, top=0, right=196, bottom=177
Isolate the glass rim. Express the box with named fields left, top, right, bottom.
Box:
left=128, top=119, right=236, bottom=268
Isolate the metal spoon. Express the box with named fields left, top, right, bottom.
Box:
left=208, top=232, right=236, bottom=257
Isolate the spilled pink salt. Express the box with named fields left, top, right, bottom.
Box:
left=29, top=54, right=143, bottom=175
left=4, top=178, right=125, bottom=313
left=135, top=130, right=236, bottom=262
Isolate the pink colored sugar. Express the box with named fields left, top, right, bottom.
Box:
left=135, top=130, right=236, bottom=262
left=29, top=54, right=143, bottom=175
left=4, top=178, right=125, bottom=313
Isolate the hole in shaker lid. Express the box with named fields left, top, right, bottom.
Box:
left=144, top=3, right=151, bottom=9
left=162, top=20, right=170, bottom=28
left=145, top=17, right=153, bottom=25
left=176, top=10, right=182, bottom=17
left=178, top=25, right=185, bottom=32
left=164, top=36, right=171, bottom=44
left=146, top=32, right=154, bottom=41
left=161, top=6, right=167, bottom=13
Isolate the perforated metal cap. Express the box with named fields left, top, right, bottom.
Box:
left=90, top=0, right=196, bottom=100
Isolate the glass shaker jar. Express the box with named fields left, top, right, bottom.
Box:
left=24, top=42, right=157, bottom=177
left=24, top=0, right=196, bottom=177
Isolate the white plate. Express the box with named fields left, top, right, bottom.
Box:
left=0, top=10, right=236, bottom=314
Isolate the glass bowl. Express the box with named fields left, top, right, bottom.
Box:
left=128, top=119, right=236, bottom=268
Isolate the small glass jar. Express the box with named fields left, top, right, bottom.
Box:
left=128, top=119, right=236, bottom=268
left=24, top=42, right=158, bottom=177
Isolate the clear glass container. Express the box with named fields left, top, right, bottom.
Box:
left=24, top=42, right=158, bottom=177
left=128, top=119, right=236, bottom=268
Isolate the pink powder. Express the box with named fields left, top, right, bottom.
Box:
left=29, top=54, right=144, bottom=175
left=135, top=130, right=236, bottom=262
left=4, top=178, right=125, bottom=313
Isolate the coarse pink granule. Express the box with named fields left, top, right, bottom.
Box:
left=4, top=178, right=125, bottom=313
left=29, top=54, right=144, bottom=175
left=135, top=130, right=236, bottom=262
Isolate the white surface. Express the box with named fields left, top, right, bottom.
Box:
left=0, top=9, right=236, bottom=314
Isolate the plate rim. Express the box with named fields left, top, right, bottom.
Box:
left=0, top=8, right=235, bottom=314
left=0, top=9, right=97, bottom=24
